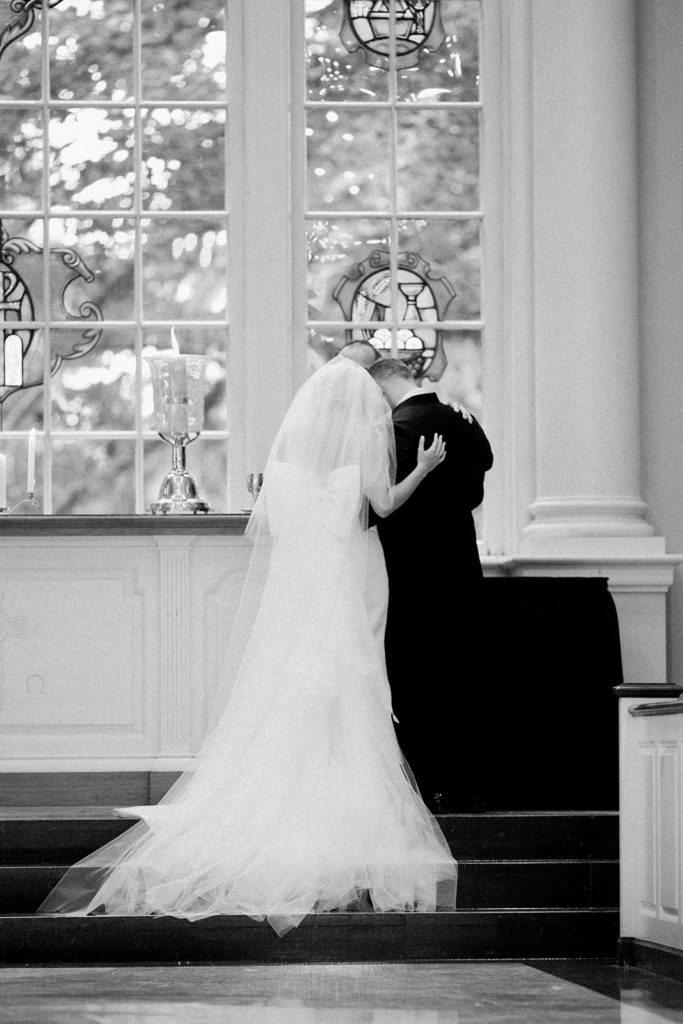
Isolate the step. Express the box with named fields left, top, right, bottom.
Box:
left=459, top=858, right=618, bottom=910
left=0, top=810, right=620, bottom=865
left=0, top=909, right=620, bottom=965
left=0, top=859, right=619, bottom=914
left=438, top=812, right=619, bottom=860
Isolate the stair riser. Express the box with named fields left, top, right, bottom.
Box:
left=0, top=822, right=132, bottom=866
left=439, top=816, right=620, bottom=861
left=0, top=816, right=620, bottom=866
left=0, top=912, right=620, bottom=965
left=0, top=862, right=620, bottom=914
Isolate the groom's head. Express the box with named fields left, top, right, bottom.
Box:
left=368, top=359, right=417, bottom=409
left=339, top=340, right=380, bottom=368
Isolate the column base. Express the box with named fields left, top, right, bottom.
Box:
left=523, top=497, right=661, bottom=557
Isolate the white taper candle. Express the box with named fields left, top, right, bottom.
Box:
left=27, top=428, right=36, bottom=495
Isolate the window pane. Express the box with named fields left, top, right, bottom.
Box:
left=188, top=438, right=227, bottom=512
left=1, top=217, right=45, bottom=317
left=142, top=326, right=227, bottom=432
left=307, top=108, right=391, bottom=211
left=141, top=218, right=228, bottom=321
left=307, top=326, right=352, bottom=371
left=141, top=0, right=226, bottom=101
left=0, top=16, right=42, bottom=102
left=0, top=434, right=44, bottom=506
left=397, top=0, right=480, bottom=103
left=49, top=218, right=136, bottom=321
left=306, top=0, right=389, bottom=102
left=398, top=218, right=480, bottom=319
left=49, top=0, right=134, bottom=102
left=307, top=218, right=390, bottom=321
left=141, top=108, right=226, bottom=211
left=396, top=109, right=479, bottom=212
left=52, top=438, right=136, bottom=513
left=51, top=328, right=136, bottom=431
left=144, top=438, right=165, bottom=511
left=0, top=329, right=45, bottom=432
left=144, top=436, right=226, bottom=512
left=1, top=110, right=43, bottom=211
left=49, top=108, right=135, bottom=211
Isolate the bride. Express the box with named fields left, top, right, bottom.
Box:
left=37, top=356, right=458, bottom=936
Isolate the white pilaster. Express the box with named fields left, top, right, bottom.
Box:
left=523, top=0, right=659, bottom=555
left=156, top=536, right=194, bottom=755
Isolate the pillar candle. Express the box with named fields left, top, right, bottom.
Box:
left=167, top=329, right=188, bottom=403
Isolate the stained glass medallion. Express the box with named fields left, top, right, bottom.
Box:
left=340, top=0, right=446, bottom=70
left=0, top=222, right=103, bottom=429
left=333, top=248, right=456, bottom=379
left=0, top=1, right=64, bottom=65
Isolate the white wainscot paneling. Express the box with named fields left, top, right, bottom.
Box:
left=190, top=537, right=253, bottom=752
left=621, top=701, right=683, bottom=949
left=0, top=535, right=253, bottom=771
left=0, top=540, right=157, bottom=762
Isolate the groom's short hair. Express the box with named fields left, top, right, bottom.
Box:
left=368, top=359, right=415, bottom=385
left=339, top=340, right=380, bottom=367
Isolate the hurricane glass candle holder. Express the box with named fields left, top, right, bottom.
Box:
left=145, top=352, right=211, bottom=515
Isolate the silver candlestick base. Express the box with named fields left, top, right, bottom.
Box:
left=149, top=433, right=210, bottom=515
left=0, top=493, right=40, bottom=515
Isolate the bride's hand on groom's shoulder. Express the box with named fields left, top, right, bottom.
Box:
left=417, top=434, right=447, bottom=475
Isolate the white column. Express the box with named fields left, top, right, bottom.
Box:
left=523, top=0, right=661, bottom=555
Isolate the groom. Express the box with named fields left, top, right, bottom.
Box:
left=367, top=358, right=494, bottom=811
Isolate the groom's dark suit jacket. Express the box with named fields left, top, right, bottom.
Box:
left=377, top=393, right=493, bottom=594
left=376, top=393, right=493, bottom=799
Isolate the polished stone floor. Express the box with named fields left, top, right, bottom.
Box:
left=1, top=961, right=683, bottom=1023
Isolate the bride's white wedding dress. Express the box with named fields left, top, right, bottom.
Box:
left=37, top=358, right=457, bottom=936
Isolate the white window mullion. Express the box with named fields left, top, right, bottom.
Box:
left=42, top=2, right=52, bottom=513
left=224, top=0, right=246, bottom=513
left=388, top=1, right=399, bottom=359
left=222, top=1, right=233, bottom=508
left=133, top=0, right=144, bottom=513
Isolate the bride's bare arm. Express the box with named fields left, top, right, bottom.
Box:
left=371, top=434, right=446, bottom=517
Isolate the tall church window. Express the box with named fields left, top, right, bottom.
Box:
left=304, top=0, right=483, bottom=418
left=0, top=0, right=229, bottom=513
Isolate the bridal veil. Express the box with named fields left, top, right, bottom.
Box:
left=37, top=357, right=457, bottom=935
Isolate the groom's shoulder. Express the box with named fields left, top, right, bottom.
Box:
left=393, top=394, right=459, bottom=425
left=393, top=393, right=438, bottom=416
left=394, top=396, right=491, bottom=448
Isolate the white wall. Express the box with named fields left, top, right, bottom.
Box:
left=638, top=0, right=683, bottom=687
